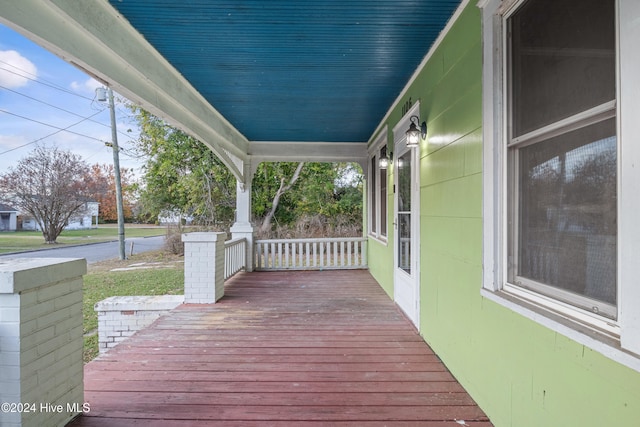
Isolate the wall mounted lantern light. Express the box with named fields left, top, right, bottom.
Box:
left=379, top=150, right=392, bottom=169
left=405, top=115, right=427, bottom=148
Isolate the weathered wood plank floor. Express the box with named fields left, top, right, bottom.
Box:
left=70, top=270, right=492, bottom=426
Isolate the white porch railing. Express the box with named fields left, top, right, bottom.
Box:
left=254, top=237, right=367, bottom=270
left=182, top=233, right=367, bottom=303
left=224, top=237, right=247, bottom=280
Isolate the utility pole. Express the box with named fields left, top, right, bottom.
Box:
left=108, top=88, right=126, bottom=260
left=97, top=87, right=126, bottom=260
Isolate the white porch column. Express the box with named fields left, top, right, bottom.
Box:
left=182, top=232, right=225, bottom=303
left=230, top=176, right=256, bottom=272
left=0, top=258, right=86, bottom=427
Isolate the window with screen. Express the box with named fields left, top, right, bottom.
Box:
left=506, top=0, right=617, bottom=318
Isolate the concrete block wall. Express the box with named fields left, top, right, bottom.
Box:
left=0, top=258, right=86, bottom=427
left=95, top=295, right=183, bottom=353
left=182, top=232, right=225, bottom=303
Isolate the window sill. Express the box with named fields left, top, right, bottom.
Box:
left=368, top=234, right=388, bottom=246
left=480, top=288, right=640, bottom=373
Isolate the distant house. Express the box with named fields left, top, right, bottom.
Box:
left=20, top=201, right=100, bottom=231
left=158, top=209, right=192, bottom=226
left=0, top=204, right=18, bottom=231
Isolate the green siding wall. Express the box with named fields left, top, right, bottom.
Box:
left=367, top=237, right=393, bottom=298
left=367, top=138, right=394, bottom=298
left=367, top=2, right=640, bottom=426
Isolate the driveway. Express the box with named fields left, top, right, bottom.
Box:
left=0, top=235, right=166, bottom=264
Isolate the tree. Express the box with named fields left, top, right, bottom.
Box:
left=252, top=161, right=363, bottom=236
left=85, top=163, right=135, bottom=222
left=130, top=107, right=364, bottom=235
left=258, top=162, right=304, bottom=234
left=131, top=107, right=236, bottom=226
left=0, top=145, right=92, bottom=243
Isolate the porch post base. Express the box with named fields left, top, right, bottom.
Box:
left=182, top=232, right=225, bottom=303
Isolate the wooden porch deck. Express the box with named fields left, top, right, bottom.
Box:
left=70, top=270, right=492, bottom=426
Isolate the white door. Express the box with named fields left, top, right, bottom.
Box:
left=393, top=117, right=420, bottom=328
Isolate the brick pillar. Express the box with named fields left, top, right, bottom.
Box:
left=0, top=258, right=86, bottom=427
left=182, top=232, right=225, bottom=303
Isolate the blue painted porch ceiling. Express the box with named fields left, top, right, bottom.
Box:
left=108, top=0, right=461, bottom=143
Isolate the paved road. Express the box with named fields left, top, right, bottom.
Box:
left=0, top=235, right=166, bottom=264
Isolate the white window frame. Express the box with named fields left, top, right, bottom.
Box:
left=480, top=0, right=640, bottom=370
left=368, top=128, right=389, bottom=243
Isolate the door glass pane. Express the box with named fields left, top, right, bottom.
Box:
left=397, top=151, right=412, bottom=274
left=517, top=118, right=617, bottom=306
left=380, top=165, right=387, bottom=236
left=509, top=0, right=615, bottom=137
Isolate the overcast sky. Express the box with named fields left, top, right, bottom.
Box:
left=0, top=24, right=143, bottom=178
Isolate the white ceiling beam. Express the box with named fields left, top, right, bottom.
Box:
left=249, top=141, right=368, bottom=172
left=250, top=141, right=367, bottom=161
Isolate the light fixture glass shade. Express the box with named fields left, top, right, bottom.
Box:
left=405, top=121, right=421, bottom=148
left=379, top=155, right=389, bottom=169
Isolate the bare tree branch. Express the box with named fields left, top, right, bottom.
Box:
left=260, top=162, right=304, bottom=234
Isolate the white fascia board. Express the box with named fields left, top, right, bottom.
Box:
left=0, top=0, right=248, bottom=181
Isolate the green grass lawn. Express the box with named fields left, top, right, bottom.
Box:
left=82, top=251, right=184, bottom=362
left=0, top=224, right=166, bottom=254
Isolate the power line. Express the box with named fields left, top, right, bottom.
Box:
left=0, top=109, right=107, bottom=142
left=0, top=83, right=134, bottom=141
left=0, top=109, right=138, bottom=157
left=117, top=145, right=145, bottom=160
left=0, top=60, right=139, bottom=140
left=0, top=62, right=94, bottom=101
left=0, top=109, right=105, bottom=155
left=84, top=144, right=113, bottom=162
left=0, top=57, right=67, bottom=92
left=0, top=58, right=141, bottom=158
left=1, top=83, right=109, bottom=126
